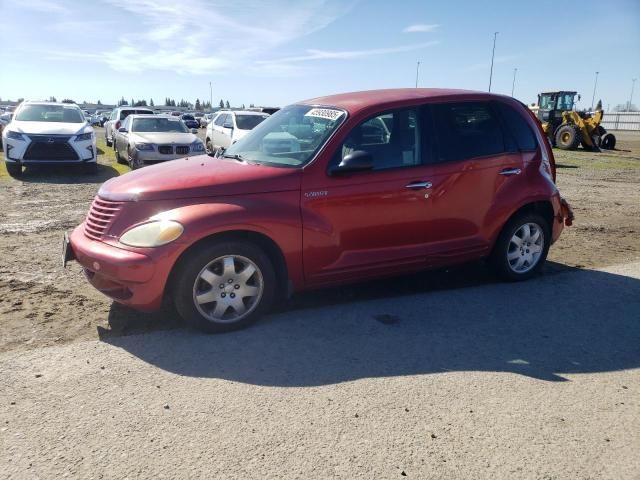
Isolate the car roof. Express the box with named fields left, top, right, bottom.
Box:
left=299, top=88, right=503, bottom=115
left=118, top=107, right=153, bottom=111
left=20, top=101, right=80, bottom=107
left=220, top=110, right=269, bottom=116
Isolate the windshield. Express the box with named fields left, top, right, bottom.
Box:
left=132, top=117, right=189, bottom=133
left=235, top=114, right=268, bottom=130
left=224, top=104, right=346, bottom=167
left=15, top=104, right=84, bottom=123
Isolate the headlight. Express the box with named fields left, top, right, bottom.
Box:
left=75, top=132, right=94, bottom=142
left=134, top=143, right=154, bottom=151
left=6, top=130, right=25, bottom=141
left=119, top=220, right=184, bottom=247
left=191, top=142, right=205, bottom=152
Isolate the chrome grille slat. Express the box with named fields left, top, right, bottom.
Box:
left=84, top=196, right=123, bottom=240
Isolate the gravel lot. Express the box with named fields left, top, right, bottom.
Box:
left=0, top=128, right=639, bottom=479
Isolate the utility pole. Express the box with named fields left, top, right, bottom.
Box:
left=209, top=81, right=213, bottom=111
left=629, top=78, right=637, bottom=112
left=511, top=68, right=518, bottom=97
left=590, top=71, right=599, bottom=111
left=488, top=31, right=498, bottom=92
left=415, top=61, right=421, bottom=88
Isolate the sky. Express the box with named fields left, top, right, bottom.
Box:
left=1, top=0, right=639, bottom=109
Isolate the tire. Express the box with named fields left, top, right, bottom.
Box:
left=173, top=240, right=276, bottom=333
left=114, top=144, right=126, bottom=164
left=5, top=162, right=22, bottom=178
left=490, top=213, right=550, bottom=282
left=205, top=138, right=215, bottom=156
left=554, top=124, right=581, bottom=150
left=127, top=148, right=140, bottom=170
left=105, top=132, right=112, bottom=147
left=601, top=133, right=616, bottom=150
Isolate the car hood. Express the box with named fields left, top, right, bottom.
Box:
left=132, top=132, right=199, bottom=144
left=99, top=155, right=301, bottom=201
left=9, top=121, right=91, bottom=136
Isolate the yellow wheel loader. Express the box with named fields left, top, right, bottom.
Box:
left=532, top=91, right=616, bottom=151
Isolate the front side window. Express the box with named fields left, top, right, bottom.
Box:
left=214, top=114, right=226, bottom=126
left=132, top=117, right=188, bottom=133
left=430, top=102, right=505, bottom=163
left=223, top=104, right=346, bottom=167
left=337, top=108, right=421, bottom=170
left=15, top=104, right=84, bottom=123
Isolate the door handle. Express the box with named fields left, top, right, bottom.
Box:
left=499, top=168, right=521, bottom=176
left=405, top=181, right=433, bottom=189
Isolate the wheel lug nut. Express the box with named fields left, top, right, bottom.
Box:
left=234, top=284, right=239, bottom=289
left=221, top=293, right=226, bottom=298
left=219, top=284, right=224, bottom=289
left=228, top=279, right=233, bottom=284
left=230, top=293, right=235, bottom=298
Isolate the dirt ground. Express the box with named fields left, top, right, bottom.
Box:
left=0, top=129, right=639, bottom=353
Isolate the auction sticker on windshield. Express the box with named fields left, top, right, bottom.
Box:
left=304, top=108, right=344, bottom=121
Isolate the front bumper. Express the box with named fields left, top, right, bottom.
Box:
left=131, top=148, right=202, bottom=164
left=5, top=136, right=96, bottom=166
left=67, top=225, right=166, bottom=310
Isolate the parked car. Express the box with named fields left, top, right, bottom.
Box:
left=180, top=114, right=200, bottom=129
left=199, top=113, right=214, bottom=128
left=0, top=112, right=13, bottom=145
left=104, top=107, right=154, bottom=146
left=204, top=110, right=269, bottom=154
left=98, top=112, right=110, bottom=127
left=64, top=88, right=573, bottom=333
left=170, top=111, right=182, bottom=117
left=2, top=102, right=96, bottom=177
left=112, top=115, right=205, bottom=169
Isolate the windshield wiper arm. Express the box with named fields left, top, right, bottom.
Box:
left=221, top=153, right=245, bottom=162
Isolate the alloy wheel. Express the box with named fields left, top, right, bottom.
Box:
left=506, top=222, right=545, bottom=274
left=192, top=255, right=264, bottom=324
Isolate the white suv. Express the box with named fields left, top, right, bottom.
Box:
left=1, top=102, right=96, bottom=177
left=104, top=107, right=154, bottom=146
left=205, top=110, right=269, bottom=154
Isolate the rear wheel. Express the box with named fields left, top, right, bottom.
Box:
left=601, top=132, right=616, bottom=150
left=114, top=144, right=126, bottom=164
left=173, top=241, right=276, bottom=333
left=555, top=124, right=581, bottom=150
left=105, top=131, right=112, bottom=147
left=491, top=213, right=550, bottom=282
left=5, top=162, right=22, bottom=178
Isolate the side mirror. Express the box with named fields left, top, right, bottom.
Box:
left=330, top=150, right=374, bottom=175
left=118, top=127, right=128, bottom=133
left=191, top=128, right=198, bottom=134
left=223, top=122, right=234, bottom=130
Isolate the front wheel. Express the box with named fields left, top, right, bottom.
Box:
left=491, top=213, right=550, bottom=282
left=173, top=241, right=276, bottom=333
left=5, top=162, right=22, bottom=178
left=601, top=133, right=616, bottom=150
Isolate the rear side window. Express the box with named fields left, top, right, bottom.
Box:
left=493, top=102, right=538, bottom=152
left=120, top=109, right=135, bottom=120
left=430, top=102, right=505, bottom=163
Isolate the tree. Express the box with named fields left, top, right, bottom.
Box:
left=225, top=100, right=230, bottom=109
left=249, top=103, right=255, bottom=108
left=613, top=103, right=638, bottom=112
left=49, top=96, right=57, bottom=102
left=241, top=104, right=245, bottom=109
left=130, top=98, right=135, bottom=107
left=97, top=100, right=102, bottom=105
left=61, top=99, right=75, bottom=104
left=596, top=99, right=602, bottom=111
left=219, top=99, right=224, bottom=108
left=118, top=97, right=127, bottom=106
left=195, top=98, right=201, bottom=111
left=149, top=98, right=154, bottom=107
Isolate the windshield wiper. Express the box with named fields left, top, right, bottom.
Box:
left=220, top=153, right=245, bottom=162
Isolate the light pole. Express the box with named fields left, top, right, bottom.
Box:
left=209, top=81, right=213, bottom=112
left=629, top=78, right=637, bottom=112
left=590, top=71, right=599, bottom=111
left=415, top=61, right=421, bottom=88
left=488, top=31, right=498, bottom=92
left=511, top=68, right=518, bottom=97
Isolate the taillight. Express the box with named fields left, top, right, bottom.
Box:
left=115, top=120, right=121, bottom=130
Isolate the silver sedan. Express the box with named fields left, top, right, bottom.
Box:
left=113, top=115, right=206, bottom=169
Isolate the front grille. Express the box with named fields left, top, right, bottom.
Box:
left=175, top=146, right=189, bottom=155
left=23, top=135, right=79, bottom=161
left=159, top=145, right=173, bottom=154
left=84, top=197, right=124, bottom=240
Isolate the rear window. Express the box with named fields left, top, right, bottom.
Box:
left=494, top=102, right=538, bottom=152
left=430, top=102, right=505, bottom=163
left=235, top=114, right=268, bottom=130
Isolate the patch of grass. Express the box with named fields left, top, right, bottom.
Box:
left=553, top=148, right=640, bottom=170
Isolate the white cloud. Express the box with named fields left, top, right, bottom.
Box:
left=259, top=41, right=440, bottom=65
left=13, top=0, right=69, bottom=14
left=403, top=24, right=440, bottom=33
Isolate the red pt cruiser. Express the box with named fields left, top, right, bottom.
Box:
left=64, top=89, right=573, bottom=332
